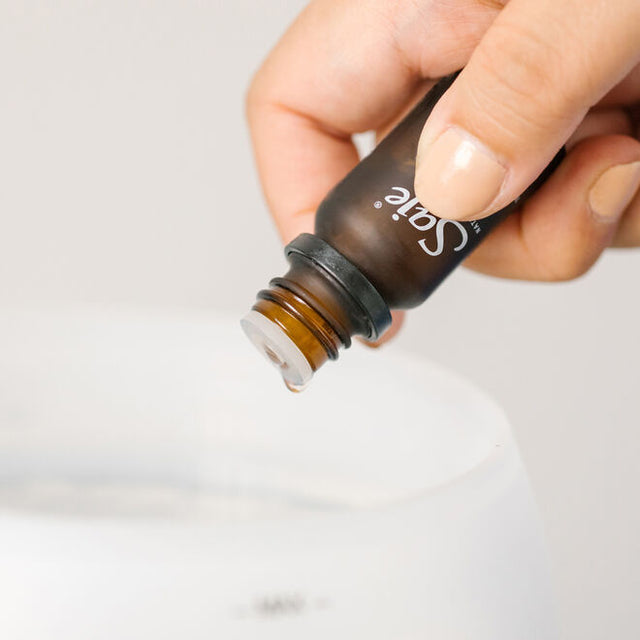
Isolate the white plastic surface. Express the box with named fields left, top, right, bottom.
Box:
left=0, top=307, right=557, bottom=639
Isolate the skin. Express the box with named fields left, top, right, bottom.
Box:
left=247, top=0, right=640, bottom=343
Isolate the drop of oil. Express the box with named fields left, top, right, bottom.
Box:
left=283, top=377, right=308, bottom=393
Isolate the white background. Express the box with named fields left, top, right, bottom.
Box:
left=0, top=2, right=638, bottom=638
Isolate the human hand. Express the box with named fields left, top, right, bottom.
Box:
left=247, top=0, right=640, bottom=340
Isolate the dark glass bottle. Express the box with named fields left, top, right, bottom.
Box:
left=242, top=73, right=563, bottom=391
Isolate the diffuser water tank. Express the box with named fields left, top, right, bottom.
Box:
left=0, top=308, right=557, bottom=639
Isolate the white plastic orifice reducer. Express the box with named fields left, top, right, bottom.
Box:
left=0, top=308, right=557, bottom=640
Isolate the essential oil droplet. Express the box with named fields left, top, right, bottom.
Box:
left=284, top=378, right=308, bottom=394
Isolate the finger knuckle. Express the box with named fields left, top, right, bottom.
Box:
left=518, top=215, right=596, bottom=282
left=539, top=248, right=594, bottom=282
left=245, top=62, right=274, bottom=123
left=245, top=72, right=263, bottom=121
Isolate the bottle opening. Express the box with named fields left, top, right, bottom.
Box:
left=241, top=310, right=313, bottom=392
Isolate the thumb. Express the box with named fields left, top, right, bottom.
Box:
left=414, top=0, right=640, bottom=221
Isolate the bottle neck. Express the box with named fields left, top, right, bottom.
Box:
left=243, top=235, right=391, bottom=390
left=253, top=283, right=343, bottom=371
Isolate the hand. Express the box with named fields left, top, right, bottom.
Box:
left=247, top=0, right=640, bottom=342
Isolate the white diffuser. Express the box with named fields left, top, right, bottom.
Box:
left=0, top=309, right=557, bottom=639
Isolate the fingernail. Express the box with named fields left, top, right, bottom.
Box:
left=588, top=161, right=640, bottom=222
left=415, top=127, right=506, bottom=220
